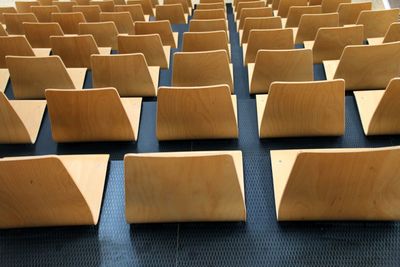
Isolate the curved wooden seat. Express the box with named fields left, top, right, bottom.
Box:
left=155, top=4, right=188, bottom=24
left=368, top=22, right=400, bottom=46
left=197, top=2, right=225, bottom=10
left=294, top=12, right=339, bottom=43
left=0, top=7, right=17, bottom=25
left=100, top=11, right=135, bottom=34
left=127, top=0, right=155, bottom=16
left=72, top=5, right=101, bottom=22
left=4, top=13, right=38, bottom=35
left=355, top=9, right=399, bottom=39
left=234, top=1, right=265, bottom=21
left=284, top=5, right=321, bottom=28
left=52, top=1, right=78, bottom=12
left=321, top=0, right=350, bottom=13
left=276, top=0, right=308, bottom=18
left=51, top=12, right=86, bottom=34
left=237, top=7, right=273, bottom=31
left=240, top=16, right=282, bottom=44
left=192, top=8, right=226, bottom=20
left=23, top=22, right=64, bottom=48
left=337, top=1, right=371, bottom=26
left=135, top=20, right=178, bottom=48
left=31, top=5, right=61, bottom=23
left=15, top=1, right=39, bottom=13
left=164, top=0, right=192, bottom=14
left=89, top=0, right=115, bottom=12
left=115, top=4, right=149, bottom=22
left=79, top=22, right=119, bottom=50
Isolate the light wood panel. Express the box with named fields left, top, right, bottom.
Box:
left=196, top=2, right=225, bottom=10
left=337, top=1, right=371, bottom=26
left=0, top=69, right=9, bottom=93
left=270, top=146, right=400, bottom=220
left=79, top=22, right=119, bottom=50
left=0, top=154, right=109, bottom=228
left=356, top=9, right=399, bottom=39
left=90, top=0, right=115, bottom=12
left=0, top=36, right=35, bottom=68
left=240, top=16, right=282, bottom=44
left=15, top=1, right=39, bottom=13
left=51, top=12, right=86, bottom=34
left=189, top=18, right=228, bottom=32
left=155, top=4, right=187, bottom=24
left=192, top=8, right=226, bottom=20
left=277, top=0, right=308, bottom=18
left=31, top=5, right=61, bottom=23
left=46, top=88, right=141, bottom=142
left=157, top=85, right=238, bottom=140
left=248, top=48, right=313, bottom=94
left=135, top=20, right=178, bottom=48
left=125, top=151, right=246, bottom=223
left=237, top=7, right=273, bottom=31
left=284, top=5, right=321, bottom=28
left=256, top=80, right=345, bottom=138
left=235, top=1, right=265, bottom=21
left=72, top=5, right=101, bottom=22
left=100, top=11, right=135, bottom=34
left=182, top=30, right=230, bottom=60
left=368, top=22, right=400, bottom=45
left=115, top=4, right=148, bottom=22
left=127, top=0, right=154, bottom=16
left=294, top=12, right=339, bottom=43
left=53, top=1, right=77, bottom=12
left=164, top=0, right=191, bottom=14
left=321, top=0, right=350, bottom=13
left=0, top=26, right=7, bottom=37
left=23, top=22, right=64, bottom=48
left=0, top=7, right=17, bottom=24
left=4, top=13, right=38, bottom=35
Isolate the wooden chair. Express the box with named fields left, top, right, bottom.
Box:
left=0, top=36, right=51, bottom=68
left=283, top=5, right=321, bottom=28
left=0, top=154, right=109, bottom=228
left=50, top=35, right=111, bottom=68
left=237, top=7, right=273, bottom=31
left=90, top=0, right=115, bottom=12
left=164, top=0, right=192, bottom=14
left=76, top=0, right=91, bottom=4
left=38, top=0, right=54, bottom=5
left=72, top=5, right=101, bottom=22
left=368, top=22, right=400, bottom=46
left=118, top=34, right=170, bottom=68
left=31, top=5, right=61, bottom=22
left=46, top=88, right=142, bottom=142
left=115, top=4, right=149, bottom=22
left=235, top=1, right=265, bottom=21
left=256, top=80, right=345, bottom=138
left=188, top=18, right=229, bottom=39
left=354, top=78, right=400, bottom=136
left=0, top=91, right=46, bottom=144
left=53, top=1, right=78, bottom=13
left=125, top=150, right=246, bottom=223
left=0, top=69, right=9, bottom=93
left=135, top=20, right=178, bottom=48
left=91, top=53, right=159, bottom=96
left=240, top=16, right=282, bottom=44
left=4, top=13, right=38, bottom=35
left=23, top=22, right=64, bottom=48
left=201, top=0, right=224, bottom=3
left=248, top=48, right=313, bottom=94
left=337, top=1, right=371, bottom=26
left=182, top=31, right=230, bottom=61
left=243, top=28, right=294, bottom=65
left=308, top=0, right=322, bottom=4
left=127, top=0, right=154, bottom=16
left=323, top=42, right=400, bottom=91
left=155, top=4, right=188, bottom=24
left=276, top=0, right=308, bottom=18
left=51, top=12, right=86, bottom=34
left=15, top=1, right=39, bottom=13
left=6, top=55, right=86, bottom=99
left=321, top=0, right=350, bottom=13
left=192, top=8, right=226, bottom=20
left=270, top=146, right=400, bottom=221
left=294, top=12, right=339, bottom=43
left=100, top=12, right=135, bottom=34
left=172, top=50, right=234, bottom=93
left=234, top=0, right=257, bottom=10
left=0, top=7, right=17, bottom=25
left=304, top=25, right=364, bottom=63
left=79, top=22, right=119, bottom=50
left=196, top=2, right=225, bottom=10
left=355, top=9, right=400, bottom=39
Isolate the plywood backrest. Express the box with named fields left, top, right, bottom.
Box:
left=334, top=42, right=400, bottom=90
left=23, top=22, right=64, bottom=48
left=50, top=34, right=100, bottom=68
left=164, top=0, right=190, bottom=14
left=383, top=22, right=400, bottom=43
left=201, top=0, right=224, bottom=4
left=15, top=1, right=39, bottom=13
left=236, top=1, right=265, bottom=21
left=155, top=4, right=186, bottom=24
left=52, top=1, right=77, bottom=12
left=277, top=0, right=308, bottom=18
left=197, top=2, right=225, bottom=10
left=272, top=0, right=280, bottom=10
left=182, top=30, right=229, bottom=56
left=311, top=25, right=364, bottom=63
left=72, top=5, right=101, bottom=22
left=192, top=8, right=226, bottom=20
left=242, top=16, right=282, bottom=44
left=245, top=28, right=294, bottom=64
left=135, top=20, right=175, bottom=47
left=51, top=12, right=86, bottom=34
left=273, top=146, right=400, bottom=220
left=234, top=0, right=257, bottom=9
left=46, top=88, right=135, bottom=141
left=100, top=11, right=135, bottom=34
left=115, top=4, right=146, bottom=21
left=308, top=0, right=322, bottom=4
left=0, top=36, right=35, bottom=68
left=251, top=48, right=313, bottom=93
left=38, top=0, right=54, bottom=5
left=31, top=5, right=61, bottom=22
left=91, top=53, right=156, bottom=96
left=296, top=12, right=339, bottom=43
left=79, top=22, right=119, bottom=49
left=6, top=55, right=76, bottom=99
left=337, top=1, right=371, bottom=26
left=356, top=9, right=400, bottom=38
left=321, top=0, right=350, bottom=13
left=285, top=5, right=322, bottom=28
left=0, top=7, right=17, bottom=24
left=90, top=0, right=115, bottom=12
left=189, top=18, right=227, bottom=32
left=261, top=80, right=345, bottom=137
left=127, top=0, right=154, bottom=15
left=157, top=85, right=238, bottom=140
left=76, top=0, right=91, bottom=4
left=238, top=7, right=273, bottom=29
left=124, top=151, right=246, bottom=223
left=172, top=50, right=233, bottom=93
left=4, top=13, right=38, bottom=35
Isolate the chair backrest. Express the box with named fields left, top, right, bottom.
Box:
left=157, top=84, right=238, bottom=140
left=192, top=8, right=226, bottom=20
left=155, top=4, right=186, bottom=24
left=311, top=25, right=364, bottom=63
left=76, top=0, right=91, bottom=5
left=125, top=150, right=246, bottom=223
left=0, top=36, right=35, bottom=68
left=188, top=18, right=227, bottom=32
left=172, top=50, right=234, bottom=93
left=52, top=12, right=86, bottom=34
left=321, top=0, right=350, bottom=13
left=115, top=4, right=146, bottom=21
left=164, top=0, right=190, bottom=14
left=135, top=20, right=176, bottom=48
left=127, top=0, right=154, bottom=15
left=79, top=22, right=119, bottom=50
left=308, top=0, right=322, bottom=4
left=15, top=1, right=39, bottom=13
left=0, top=7, right=17, bottom=24
left=201, top=0, right=224, bottom=3
left=4, top=13, right=38, bottom=35
left=296, top=12, right=339, bottom=43
left=52, top=1, right=78, bottom=12
left=46, top=88, right=138, bottom=142
left=356, top=9, right=400, bottom=39
left=0, top=26, right=7, bottom=36
left=31, top=5, right=61, bottom=22
left=234, top=0, right=256, bottom=9
left=238, top=7, right=273, bottom=30
left=90, top=0, right=115, bottom=12
left=337, top=1, right=371, bottom=26
left=383, top=22, right=400, bottom=43
left=23, top=22, right=64, bottom=48
left=91, top=53, right=157, bottom=96
left=245, top=28, right=294, bottom=65
left=100, top=11, right=135, bottom=34
left=182, top=31, right=229, bottom=58
left=241, top=16, right=282, bottom=44
left=6, top=55, right=76, bottom=99
left=271, top=0, right=280, bottom=10
left=196, top=2, right=224, bottom=10
left=277, top=0, right=308, bottom=18
left=285, top=5, right=321, bottom=28
left=250, top=48, right=313, bottom=94
left=258, top=80, right=345, bottom=138
left=236, top=1, right=265, bottom=21
left=72, top=5, right=101, bottom=22
left=270, top=146, right=400, bottom=220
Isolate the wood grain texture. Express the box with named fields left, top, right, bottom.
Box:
left=90, top=0, right=115, bottom=12
left=192, top=8, right=226, bottom=20
left=6, top=55, right=86, bottom=99
left=243, top=28, right=294, bottom=65
left=51, top=12, right=86, bottom=34
left=368, top=22, right=400, bottom=45
left=270, top=146, right=400, bottom=220
left=234, top=0, right=259, bottom=10
left=164, top=0, right=191, bottom=14
left=15, top=1, right=39, bottom=13
left=201, top=0, right=225, bottom=3
left=135, top=20, right=177, bottom=48
left=23, top=22, right=64, bottom=48
left=125, top=150, right=246, bottom=223
left=155, top=4, right=187, bottom=24
left=0, top=36, right=36, bottom=68
left=295, top=12, right=339, bottom=43
left=31, top=5, right=61, bottom=23
left=323, top=42, right=400, bottom=90
left=118, top=34, right=170, bottom=68
left=304, top=25, right=364, bottom=63
left=235, top=1, right=265, bottom=21
left=277, top=0, right=307, bottom=18
left=172, top=50, right=234, bottom=93
left=321, top=0, right=350, bottom=13
left=100, top=11, right=135, bottom=34
left=197, top=2, right=225, bottom=10
left=52, top=1, right=77, bottom=13
left=354, top=78, right=400, bottom=135
left=157, top=85, right=238, bottom=140
left=240, top=16, right=282, bottom=44
left=0, top=69, right=9, bottom=93
left=284, top=5, right=321, bottom=28
left=248, top=48, right=313, bottom=94
left=237, top=7, right=273, bottom=31
left=46, top=88, right=141, bottom=142
left=79, top=22, right=119, bottom=50
left=182, top=30, right=230, bottom=60
left=0, top=92, right=46, bottom=144
left=4, top=13, right=38, bottom=35
left=115, top=4, right=147, bottom=22
left=337, top=1, right=371, bottom=26
left=72, top=5, right=101, bottom=22
left=0, top=7, right=17, bottom=24
left=257, top=80, right=345, bottom=138
left=189, top=18, right=228, bottom=32
left=356, top=9, right=399, bottom=38
left=0, top=154, right=109, bottom=228
left=91, top=53, right=159, bottom=96
left=127, top=0, right=155, bottom=16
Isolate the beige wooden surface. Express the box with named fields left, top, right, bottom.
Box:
left=277, top=0, right=308, bottom=18
left=192, top=8, right=226, bottom=19
left=73, top=5, right=101, bottom=22
left=197, top=2, right=225, bottom=10
left=90, top=0, right=115, bottom=12
left=240, top=16, right=282, bottom=44
left=15, top=1, right=39, bottom=13
left=182, top=30, right=230, bottom=60
left=284, top=5, right=321, bottom=28
left=0, top=36, right=36, bottom=68
left=51, top=12, right=86, bottom=34
left=0, top=7, right=17, bottom=24
left=0, top=69, right=9, bottom=93
left=115, top=4, right=147, bottom=22
left=356, top=8, right=399, bottom=38
left=127, top=0, right=154, bottom=16
left=295, top=12, right=339, bottom=43
left=23, top=22, right=64, bottom=48
left=237, top=7, right=273, bottom=30
left=135, top=20, right=177, bottom=48
left=31, top=5, right=61, bottom=23
left=52, top=1, right=77, bottom=12
left=155, top=4, right=188, bottom=24
left=368, top=22, right=400, bottom=45
left=164, top=0, right=192, bottom=14
left=189, top=18, right=228, bottom=32
left=4, top=13, right=38, bottom=35
left=235, top=1, right=265, bottom=21
left=321, top=0, right=351, bottom=13
left=79, top=21, right=119, bottom=50
left=338, top=2, right=372, bottom=26
left=100, top=11, right=135, bottom=34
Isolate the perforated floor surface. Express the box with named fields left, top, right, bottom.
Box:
left=1, top=4, right=400, bottom=266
